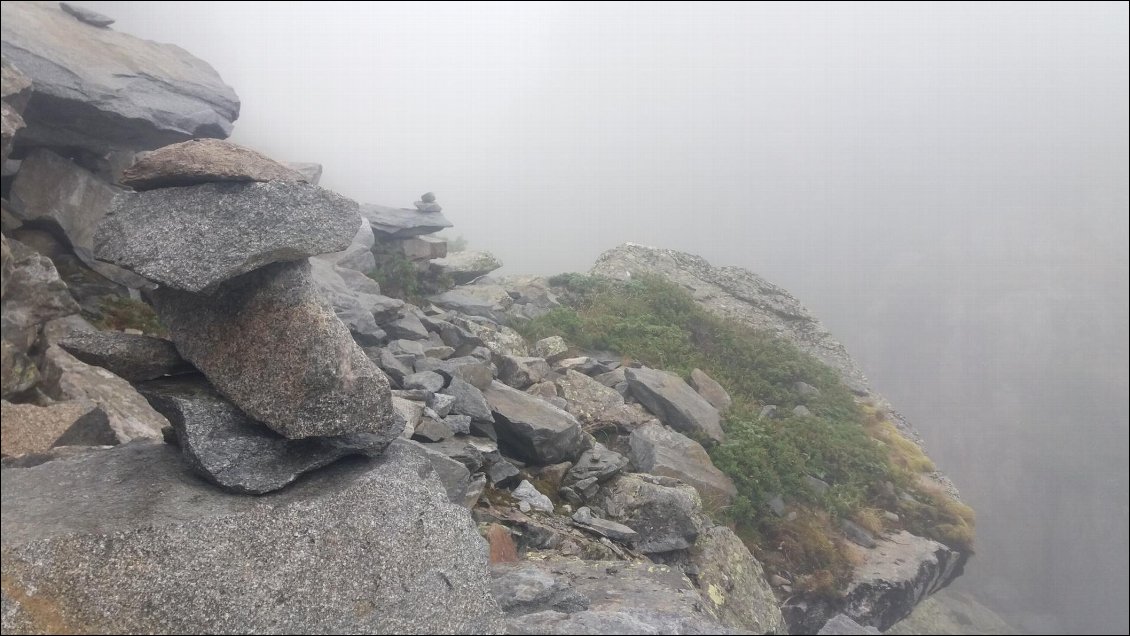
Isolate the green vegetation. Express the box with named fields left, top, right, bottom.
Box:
left=88, top=296, right=166, bottom=336
left=521, top=273, right=974, bottom=595
left=367, top=240, right=454, bottom=304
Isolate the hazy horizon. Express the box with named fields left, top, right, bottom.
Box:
left=85, top=2, right=1129, bottom=633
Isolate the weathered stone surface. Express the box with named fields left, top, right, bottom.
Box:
left=140, top=377, right=394, bottom=494
left=884, top=589, right=1017, bottom=635
left=430, top=250, right=503, bottom=284
left=0, top=340, right=38, bottom=398
left=513, top=479, right=555, bottom=513
left=625, top=367, right=724, bottom=443
left=39, top=345, right=166, bottom=442
left=554, top=356, right=613, bottom=376
left=402, top=439, right=472, bottom=505
left=818, top=614, right=881, bottom=635
left=499, top=355, right=553, bottom=389
left=425, top=435, right=496, bottom=473
left=688, top=368, right=732, bottom=411
left=0, top=441, right=502, bottom=634
left=533, top=336, right=569, bottom=363
left=556, top=369, right=651, bottom=432
left=384, top=311, right=430, bottom=340
left=688, top=525, right=787, bottom=634
left=58, top=330, right=191, bottom=382
left=0, top=400, right=104, bottom=456
left=483, top=380, right=585, bottom=465
left=794, top=404, right=813, bottom=417
left=783, top=531, right=967, bottom=633
left=493, top=559, right=731, bottom=635
left=392, top=395, right=425, bottom=438
left=443, top=376, right=494, bottom=422
left=59, top=2, right=114, bottom=27
left=284, top=161, right=322, bottom=185
left=310, top=258, right=389, bottom=345
left=589, top=473, right=707, bottom=553
left=96, top=181, right=360, bottom=292
left=570, top=506, right=639, bottom=544
left=432, top=285, right=515, bottom=324
left=404, top=370, right=445, bottom=393
left=397, top=234, right=448, bottom=261
left=412, top=416, right=454, bottom=443
left=0, top=1, right=239, bottom=154
left=319, top=217, right=376, bottom=272
left=119, top=138, right=304, bottom=190
left=0, top=443, right=111, bottom=469
left=1, top=57, right=31, bottom=164
left=151, top=260, right=397, bottom=439
left=418, top=355, right=494, bottom=391
left=563, top=443, right=628, bottom=486
left=488, top=457, right=521, bottom=488
left=1, top=233, right=80, bottom=350
left=361, top=202, right=452, bottom=238
left=628, top=422, right=736, bottom=509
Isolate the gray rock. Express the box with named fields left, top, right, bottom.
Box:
left=0, top=339, right=38, bottom=399
left=424, top=344, right=456, bottom=359
left=396, top=234, right=448, bottom=261
left=96, top=181, right=360, bottom=293
left=488, top=458, right=521, bottom=488
left=425, top=436, right=496, bottom=473
left=443, top=376, right=495, bottom=422
left=759, top=404, right=779, bottom=420
left=429, top=392, right=457, bottom=417
left=1, top=57, right=31, bottom=165
left=589, top=473, right=706, bottom=553
left=387, top=337, right=426, bottom=359
left=1, top=236, right=79, bottom=352
left=444, top=414, right=473, bottom=435
left=563, top=443, right=628, bottom=486
left=403, top=370, right=446, bottom=393
left=627, top=422, right=737, bottom=509
left=768, top=494, right=787, bottom=516
left=310, top=258, right=389, bottom=345
left=59, top=2, right=115, bottom=27
left=8, top=150, right=148, bottom=288
left=402, top=439, right=472, bottom=505
left=384, top=311, right=430, bottom=340
left=0, top=400, right=105, bottom=456
left=463, top=474, right=487, bottom=508
left=318, top=217, right=377, bottom=273
left=373, top=347, right=413, bottom=386
left=450, top=314, right=529, bottom=357
left=0, top=441, right=502, bottom=634
left=360, top=202, right=452, bottom=238
left=625, top=367, right=724, bottom=443
left=0, top=1, right=239, bottom=154
left=392, top=396, right=424, bottom=438
left=554, top=356, right=612, bottom=376
left=412, top=416, right=455, bottom=443
left=0, top=443, right=112, bottom=469
left=793, top=405, right=813, bottom=417
left=39, top=345, right=167, bottom=442
left=431, top=285, right=514, bottom=324
left=513, top=479, right=554, bottom=513
left=840, top=519, right=878, bottom=548
left=570, top=507, right=639, bottom=544
left=556, top=369, right=651, bottom=432
left=532, top=336, right=569, bottom=363
left=818, top=614, right=881, bottom=635
left=688, top=525, right=787, bottom=633
left=140, top=377, right=393, bottom=494
left=594, top=368, right=627, bottom=388
left=284, top=161, right=323, bottom=185
left=493, top=559, right=731, bottom=634
left=418, top=356, right=495, bottom=390
left=118, top=139, right=303, bottom=190
left=151, top=260, right=397, bottom=439
left=805, top=474, right=831, bottom=495
left=794, top=381, right=822, bottom=398
left=429, top=250, right=503, bottom=284
left=688, top=368, right=732, bottom=411
left=58, top=330, right=191, bottom=382
left=420, top=192, right=437, bottom=203
left=483, top=381, right=585, bottom=465
left=499, top=355, right=553, bottom=389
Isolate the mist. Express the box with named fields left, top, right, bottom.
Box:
left=84, top=2, right=1129, bottom=633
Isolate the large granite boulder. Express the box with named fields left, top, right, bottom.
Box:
left=8, top=150, right=148, bottom=288
left=429, top=250, right=503, bottom=284
left=361, top=203, right=452, bottom=238
left=58, top=330, right=192, bottom=382
left=589, top=473, right=707, bottom=554
left=687, top=526, right=787, bottom=634
left=119, top=138, right=305, bottom=190
left=151, top=260, right=398, bottom=440
left=0, top=1, right=239, bottom=154
left=628, top=422, right=736, bottom=509
left=625, top=367, right=724, bottom=443
left=0, top=441, right=502, bottom=633
left=482, top=381, right=585, bottom=465
left=95, top=181, right=360, bottom=292
left=141, top=377, right=396, bottom=494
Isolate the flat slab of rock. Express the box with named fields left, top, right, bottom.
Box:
left=361, top=203, right=452, bottom=238
left=571, top=506, right=639, bottom=545
left=589, top=473, right=706, bottom=553
left=58, top=330, right=191, bottom=382
left=483, top=381, right=585, bottom=465
left=0, top=441, right=502, bottom=633
left=140, top=377, right=395, bottom=494
left=119, top=139, right=305, bottom=190
left=151, top=260, right=398, bottom=439
left=431, top=285, right=515, bottom=324
left=688, top=368, right=732, bottom=411
left=96, top=181, right=360, bottom=292
left=0, top=400, right=105, bottom=456
left=626, top=367, right=724, bottom=443
left=59, top=2, right=115, bottom=28
left=628, top=422, right=736, bottom=509
left=429, top=250, right=502, bottom=284
left=0, top=1, right=239, bottom=154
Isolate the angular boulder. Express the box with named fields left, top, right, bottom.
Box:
left=0, top=1, right=239, bottom=154
left=58, top=330, right=191, bottom=382
left=96, top=181, right=360, bottom=292
left=119, top=138, right=305, bottom=190
left=0, top=399, right=105, bottom=456
left=563, top=443, right=629, bottom=486
left=1, top=57, right=31, bottom=164
left=688, top=526, right=787, bottom=634
left=140, top=377, right=395, bottom=494
left=309, top=258, right=390, bottom=345
left=429, top=250, right=503, bottom=284
left=482, top=381, right=585, bottom=465
left=1, top=236, right=78, bottom=351
left=688, top=368, right=732, bottom=411
left=361, top=203, right=452, bottom=238
left=431, top=285, right=515, bottom=324
left=626, top=367, right=724, bottom=443
left=0, top=441, right=502, bottom=633
left=150, top=260, right=398, bottom=439
left=556, top=369, right=651, bottom=432
left=628, top=422, right=737, bottom=509
left=589, top=473, right=707, bottom=553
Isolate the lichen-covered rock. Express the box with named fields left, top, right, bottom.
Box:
left=625, top=366, right=724, bottom=443
left=628, top=422, right=736, bottom=509
left=119, top=138, right=304, bottom=190
left=59, top=330, right=192, bottom=382
left=96, top=181, right=360, bottom=292
left=0, top=1, right=239, bottom=154
left=533, top=336, right=569, bottom=363
left=563, top=443, right=629, bottom=486
left=151, top=260, right=398, bottom=440
left=555, top=369, right=651, bottom=432
left=0, top=441, right=502, bottom=633
left=1, top=235, right=79, bottom=351
left=483, top=381, right=585, bottom=465
left=688, top=526, right=788, bottom=634
left=589, top=472, right=707, bottom=554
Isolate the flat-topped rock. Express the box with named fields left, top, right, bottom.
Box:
left=119, top=139, right=305, bottom=190
left=360, top=202, right=452, bottom=238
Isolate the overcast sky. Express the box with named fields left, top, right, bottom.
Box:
left=86, top=2, right=1129, bottom=633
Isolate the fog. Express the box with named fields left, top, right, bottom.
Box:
left=86, top=2, right=1128, bottom=632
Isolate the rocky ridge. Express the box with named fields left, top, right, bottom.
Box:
left=1, top=3, right=969, bottom=634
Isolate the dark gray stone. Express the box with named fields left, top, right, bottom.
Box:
left=360, top=203, right=452, bottom=238
left=563, top=443, right=628, bottom=486
left=625, top=367, right=724, bottom=443
left=118, top=139, right=303, bottom=190
left=383, top=311, right=430, bottom=341
left=483, top=380, right=585, bottom=465
left=150, top=260, right=397, bottom=439
left=58, top=330, right=191, bottom=382
left=401, top=439, right=472, bottom=506
left=140, top=377, right=393, bottom=494
left=590, top=473, right=706, bottom=554
left=571, top=506, right=639, bottom=544
left=429, top=391, right=456, bottom=416
left=96, top=181, right=360, bottom=293
left=59, top=3, right=115, bottom=28
left=0, top=1, right=239, bottom=155
left=310, top=259, right=388, bottom=345
left=404, top=370, right=446, bottom=393
left=444, top=414, right=472, bottom=435
left=840, top=519, right=877, bottom=548
left=0, top=441, right=502, bottom=633
left=487, top=458, right=521, bottom=488
left=554, top=356, right=613, bottom=376
left=419, top=356, right=494, bottom=391
left=443, top=376, right=494, bottom=422
left=513, top=479, right=554, bottom=513
left=498, top=355, right=553, bottom=389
